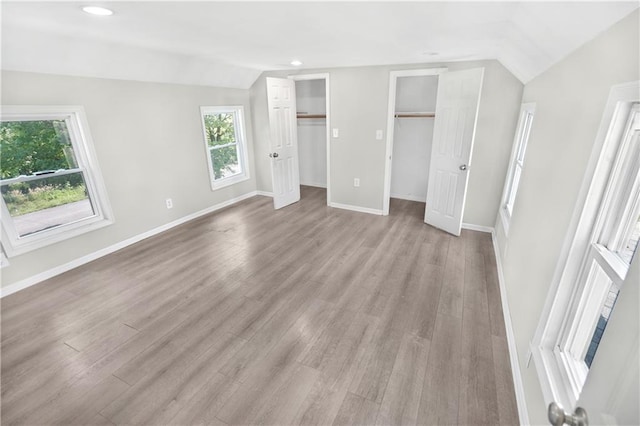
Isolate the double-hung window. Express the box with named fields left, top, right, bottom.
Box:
left=200, top=106, right=250, bottom=190
left=501, top=103, right=535, bottom=233
left=0, top=106, right=112, bottom=256
left=532, top=84, right=639, bottom=409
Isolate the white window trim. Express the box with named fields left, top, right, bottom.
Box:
left=499, top=102, right=535, bottom=235
left=199, top=106, right=250, bottom=191
left=530, top=81, right=640, bottom=410
left=0, top=106, right=114, bottom=257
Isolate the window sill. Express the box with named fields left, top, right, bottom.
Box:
left=210, top=174, right=250, bottom=191
left=3, top=216, right=113, bottom=257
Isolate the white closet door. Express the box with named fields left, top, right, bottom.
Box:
left=266, top=77, right=300, bottom=209
left=424, top=68, right=484, bottom=236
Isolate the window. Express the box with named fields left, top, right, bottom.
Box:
left=500, top=103, right=535, bottom=233
left=0, top=106, right=113, bottom=256
left=532, top=83, right=639, bottom=410
left=200, top=106, right=250, bottom=189
left=567, top=103, right=640, bottom=371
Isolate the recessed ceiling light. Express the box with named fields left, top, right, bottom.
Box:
left=82, top=6, right=113, bottom=16
left=290, top=60, right=303, bottom=66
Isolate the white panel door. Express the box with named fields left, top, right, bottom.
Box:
left=266, top=77, right=300, bottom=209
left=425, top=68, right=484, bottom=236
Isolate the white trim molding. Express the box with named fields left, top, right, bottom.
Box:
left=0, top=191, right=260, bottom=298
left=300, top=182, right=327, bottom=189
left=329, top=202, right=383, bottom=216
left=389, top=193, right=426, bottom=203
left=491, top=230, right=531, bottom=426
left=461, top=223, right=494, bottom=233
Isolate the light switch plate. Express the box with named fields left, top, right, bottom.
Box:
left=332, top=128, right=339, bottom=138
left=376, top=130, right=383, bottom=140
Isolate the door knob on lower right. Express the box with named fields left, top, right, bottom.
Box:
left=548, top=402, right=588, bottom=426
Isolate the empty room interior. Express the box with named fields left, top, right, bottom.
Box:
left=1, top=2, right=639, bottom=425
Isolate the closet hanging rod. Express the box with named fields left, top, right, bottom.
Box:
left=296, top=113, right=326, bottom=119
left=394, top=112, right=436, bottom=118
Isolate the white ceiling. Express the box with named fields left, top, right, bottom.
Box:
left=2, top=1, right=638, bottom=89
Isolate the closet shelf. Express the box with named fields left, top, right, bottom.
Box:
left=394, top=112, right=435, bottom=118
left=296, top=113, right=326, bottom=119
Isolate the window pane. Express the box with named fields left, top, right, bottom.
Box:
left=1, top=172, right=94, bottom=237
left=210, top=145, right=240, bottom=180
left=584, top=276, right=619, bottom=368
left=203, top=113, right=236, bottom=147
left=0, top=120, right=78, bottom=179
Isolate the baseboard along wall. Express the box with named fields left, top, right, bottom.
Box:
left=491, top=230, right=531, bottom=425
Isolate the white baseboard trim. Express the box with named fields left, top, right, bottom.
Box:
left=491, top=231, right=530, bottom=425
left=462, top=223, right=494, bottom=233
left=300, top=182, right=327, bottom=189
left=0, top=191, right=260, bottom=298
left=256, top=190, right=273, bottom=197
left=389, top=193, right=426, bottom=202
left=329, top=202, right=383, bottom=216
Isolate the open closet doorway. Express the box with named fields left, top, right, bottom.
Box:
left=383, top=67, right=484, bottom=236
left=266, top=74, right=331, bottom=209
left=291, top=74, right=330, bottom=205
left=383, top=68, right=445, bottom=216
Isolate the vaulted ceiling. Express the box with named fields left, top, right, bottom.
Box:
left=2, top=1, right=638, bottom=89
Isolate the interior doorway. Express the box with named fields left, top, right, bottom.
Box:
left=383, top=68, right=445, bottom=217
left=291, top=74, right=331, bottom=205
left=383, top=67, right=484, bottom=236
left=390, top=75, right=439, bottom=205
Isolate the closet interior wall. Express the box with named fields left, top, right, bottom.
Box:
left=295, top=79, right=327, bottom=189
left=390, top=75, right=438, bottom=202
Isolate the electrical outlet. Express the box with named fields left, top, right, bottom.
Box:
left=166, top=198, right=173, bottom=209
left=354, top=178, right=360, bottom=187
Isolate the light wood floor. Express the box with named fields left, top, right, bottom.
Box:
left=1, top=186, right=518, bottom=425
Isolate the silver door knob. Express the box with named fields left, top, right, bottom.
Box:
left=269, top=152, right=279, bottom=158
left=548, top=402, right=588, bottom=426
left=459, top=164, right=468, bottom=171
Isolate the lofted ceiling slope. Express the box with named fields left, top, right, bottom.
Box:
left=1, top=1, right=638, bottom=89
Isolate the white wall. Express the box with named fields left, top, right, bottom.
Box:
left=295, top=79, right=327, bottom=188
left=0, top=70, right=257, bottom=289
left=390, top=75, right=437, bottom=202
left=493, top=10, right=639, bottom=425
left=250, top=60, right=523, bottom=226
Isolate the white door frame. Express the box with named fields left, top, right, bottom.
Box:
left=382, top=68, right=447, bottom=215
left=288, top=73, right=331, bottom=206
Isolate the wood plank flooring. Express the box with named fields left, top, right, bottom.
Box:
left=0, top=186, right=519, bottom=425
